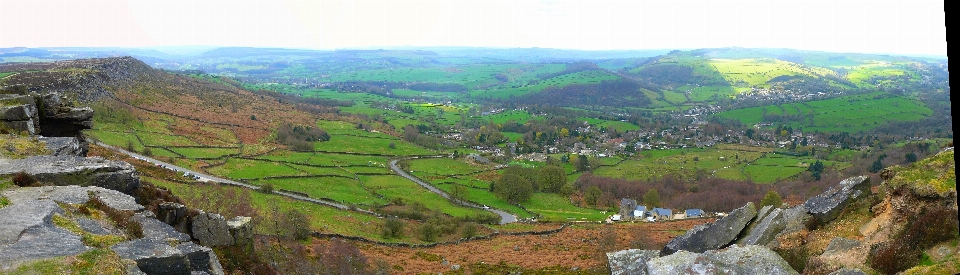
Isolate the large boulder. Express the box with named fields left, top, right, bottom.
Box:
left=606, top=249, right=659, bottom=275
left=192, top=212, right=233, bottom=247
left=0, top=94, right=39, bottom=135
left=0, top=155, right=140, bottom=194
left=158, top=202, right=190, bottom=233
left=39, top=136, right=86, bottom=157
left=738, top=208, right=786, bottom=246
left=804, top=176, right=870, bottom=224
left=227, top=216, right=253, bottom=246
left=36, top=92, right=94, bottom=137
left=661, top=202, right=757, bottom=256
left=111, top=239, right=192, bottom=275
left=646, top=245, right=799, bottom=275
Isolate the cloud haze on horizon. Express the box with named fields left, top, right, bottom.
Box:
left=0, top=0, right=946, bottom=56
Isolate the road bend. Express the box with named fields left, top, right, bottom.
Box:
left=389, top=159, right=517, bottom=224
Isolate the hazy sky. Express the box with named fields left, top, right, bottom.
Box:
left=0, top=0, right=946, bottom=55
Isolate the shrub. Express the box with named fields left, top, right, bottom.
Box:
left=869, top=241, right=920, bottom=275
left=461, top=222, right=478, bottom=238
left=258, top=183, right=274, bottom=193
left=12, top=171, right=38, bottom=187
left=759, top=190, right=783, bottom=208
left=418, top=223, right=438, bottom=242
left=381, top=217, right=404, bottom=239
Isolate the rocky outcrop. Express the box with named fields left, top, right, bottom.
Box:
left=0, top=186, right=225, bottom=275
left=0, top=155, right=140, bottom=194
left=645, top=245, right=799, bottom=275
left=192, top=212, right=233, bottom=247
left=738, top=208, right=786, bottom=246
left=661, top=202, right=757, bottom=256
left=158, top=202, right=190, bottom=233
left=0, top=94, right=39, bottom=134
left=39, top=136, right=86, bottom=157
left=606, top=249, right=659, bottom=275
left=227, top=216, right=253, bottom=246
left=803, top=176, right=870, bottom=224
left=36, top=92, right=94, bottom=137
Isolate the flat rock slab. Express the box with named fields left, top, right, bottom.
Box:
left=2, top=185, right=143, bottom=212
left=661, top=202, right=757, bottom=256
left=0, top=156, right=140, bottom=194
left=0, top=199, right=64, bottom=244
left=38, top=136, right=85, bottom=157
left=0, top=222, right=90, bottom=269
left=607, top=249, right=660, bottom=275
left=134, top=213, right=191, bottom=243
left=0, top=199, right=90, bottom=269
left=112, top=238, right=191, bottom=275
left=739, top=208, right=786, bottom=246
left=75, top=217, right=112, bottom=235
left=647, top=245, right=799, bottom=275
left=804, top=176, right=870, bottom=224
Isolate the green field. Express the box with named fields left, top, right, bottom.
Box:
left=714, top=92, right=933, bottom=132
left=708, top=58, right=835, bottom=88
left=475, top=69, right=620, bottom=99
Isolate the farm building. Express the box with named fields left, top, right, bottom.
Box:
left=619, top=198, right=638, bottom=220
left=652, top=208, right=672, bottom=221
left=634, top=205, right=647, bottom=220
left=685, top=209, right=705, bottom=218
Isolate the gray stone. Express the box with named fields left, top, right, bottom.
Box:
left=0, top=104, right=37, bottom=121
left=192, top=212, right=233, bottom=247
left=606, top=249, right=659, bottom=275
left=739, top=208, right=786, bottom=246
left=0, top=199, right=90, bottom=269
left=112, top=238, right=191, bottom=275
left=0, top=222, right=91, bottom=269
left=35, top=93, right=94, bottom=137
left=0, top=120, right=35, bottom=135
left=2, top=185, right=143, bottom=211
left=755, top=205, right=773, bottom=222
left=39, top=136, right=86, bottom=157
left=159, top=202, right=189, bottom=233
left=661, top=202, right=757, bottom=256
left=804, top=176, right=870, bottom=224
left=177, top=242, right=224, bottom=275
left=76, top=217, right=111, bottom=235
left=0, top=199, right=64, bottom=244
left=227, top=216, right=253, bottom=246
left=822, top=237, right=862, bottom=256
left=779, top=204, right=813, bottom=235
left=646, top=245, right=799, bottom=275
left=827, top=267, right=867, bottom=275
left=134, top=213, right=192, bottom=243
left=0, top=155, right=140, bottom=194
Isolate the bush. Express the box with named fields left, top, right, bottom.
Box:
left=419, top=223, right=438, bottom=242
left=12, top=171, right=38, bottom=187
left=759, top=190, right=783, bottom=208
left=381, top=217, right=404, bottom=239
left=259, top=183, right=274, bottom=193
left=461, top=222, right=478, bottom=238
left=869, top=241, right=920, bottom=275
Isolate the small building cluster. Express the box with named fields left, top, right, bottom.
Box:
left=610, top=198, right=708, bottom=222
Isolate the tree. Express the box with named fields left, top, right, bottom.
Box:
left=537, top=165, right=566, bottom=193
left=643, top=188, right=661, bottom=208
left=388, top=142, right=396, bottom=149
left=419, top=223, right=439, bottom=242
left=807, top=160, right=825, bottom=180
left=494, top=174, right=534, bottom=204
left=760, top=190, right=783, bottom=208
left=250, top=114, right=257, bottom=120
left=450, top=184, right=468, bottom=203
left=584, top=186, right=602, bottom=207
left=381, top=217, right=404, bottom=239
left=461, top=223, right=478, bottom=238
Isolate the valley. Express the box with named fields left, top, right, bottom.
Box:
left=0, top=46, right=953, bottom=274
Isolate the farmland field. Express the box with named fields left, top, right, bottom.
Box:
left=714, top=92, right=932, bottom=132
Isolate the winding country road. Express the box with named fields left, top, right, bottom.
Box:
left=93, top=141, right=372, bottom=214
left=95, top=141, right=514, bottom=223
left=389, top=159, right=517, bottom=224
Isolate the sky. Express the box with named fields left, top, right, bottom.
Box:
left=0, top=0, right=947, bottom=56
